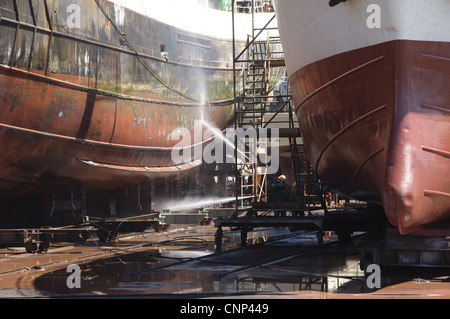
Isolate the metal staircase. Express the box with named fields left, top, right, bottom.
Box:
left=236, top=39, right=272, bottom=205
left=226, top=0, right=322, bottom=213
left=232, top=10, right=291, bottom=206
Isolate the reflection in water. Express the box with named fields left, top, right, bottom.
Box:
left=31, top=231, right=370, bottom=296
left=87, top=255, right=360, bottom=295
left=232, top=275, right=329, bottom=293
left=214, top=251, right=366, bottom=294
left=15, top=227, right=449, bottom=297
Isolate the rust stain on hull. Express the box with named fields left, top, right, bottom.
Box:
left=0, top=66, right=232, bottom=197
left=0, top=0, right=239, bottom=199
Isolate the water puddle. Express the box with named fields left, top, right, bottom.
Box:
left=30, top=246, right=368, bottom=297
left=24, top=229, right=371, bottom=297
left=9, top=228, right=448, bottom=298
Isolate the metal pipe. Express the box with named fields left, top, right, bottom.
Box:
left=232, top=0, right=239, bottom=214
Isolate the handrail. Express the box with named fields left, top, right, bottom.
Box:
left=234, top=14, right=276, bottom=62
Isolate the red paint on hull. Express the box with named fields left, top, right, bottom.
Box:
left=290, top=40, right=450, bottom=234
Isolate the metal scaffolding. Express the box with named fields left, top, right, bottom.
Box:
left=230, top=0, right=319, bottom=212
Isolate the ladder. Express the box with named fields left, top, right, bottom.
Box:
left=231, top=1, right=321, bottom=211
left=234, top=29, right=288, bottom=206
left=236, top=33, right=285, bottom=128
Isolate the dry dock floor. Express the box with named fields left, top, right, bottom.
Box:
left=0, top=225, right=448, bottom=299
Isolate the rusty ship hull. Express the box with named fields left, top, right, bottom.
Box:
left=274, top=0, right=450, bottom=234
left=0, top=64, right=231, bottom=196
left=0, top=0, right=281, bottom=202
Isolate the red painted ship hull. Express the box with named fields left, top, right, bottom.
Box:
left=290, top=40, right=450, bottom=234
left=274, top=0, right=450, bottom=234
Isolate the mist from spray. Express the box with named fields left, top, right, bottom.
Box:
left=155, top=196, right=252, bottom=212
left=201, top=120, right=250, bottom=161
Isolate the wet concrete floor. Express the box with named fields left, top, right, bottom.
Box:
left=0, top=225, right=449, bottom=298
